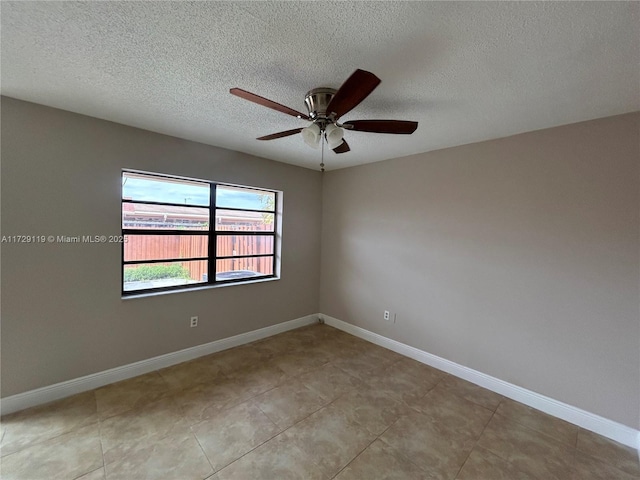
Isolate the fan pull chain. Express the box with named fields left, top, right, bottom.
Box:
left=320, top=133, right=325, bottom=172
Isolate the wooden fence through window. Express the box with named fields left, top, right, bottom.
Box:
left=123, top=225, right=273, bottom=280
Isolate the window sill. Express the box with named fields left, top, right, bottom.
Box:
left=121, top=275, right=280, bottom=300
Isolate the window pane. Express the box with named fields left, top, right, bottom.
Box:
left=123, top=260, right=208, bottom=292
left=216, top=257, right=273, bottom=281
left=216, top=185, right=275, bottom=211
left=216, top=235, right=274, bottom=257
left=123, top=203, right=209, bottom=230
left=215, top=209, right=274, bottom=232
left=122, top=172, right=209, bottom=206
left=124, top=235, right=208, bottom=262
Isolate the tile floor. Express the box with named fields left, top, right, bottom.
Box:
left=1, top=324, right=638, bottom=479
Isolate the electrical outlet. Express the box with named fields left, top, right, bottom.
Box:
left=190, top=316, right=198, bottom=328
left=384, top=310, right=390, bottom=321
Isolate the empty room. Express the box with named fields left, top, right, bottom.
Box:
left=1, top=2, right=638, bottom=479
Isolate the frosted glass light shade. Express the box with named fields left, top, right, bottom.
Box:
left=325, top=124, right=344, bottom=149
left=302, top=123, right=321, bottom=148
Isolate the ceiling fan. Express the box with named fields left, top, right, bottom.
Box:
left=230, top=69, right=418, bottom=169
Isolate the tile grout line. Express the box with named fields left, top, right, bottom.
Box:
left=420, top=373, right=581, bottom=478
left=472, top=408, right=584, bottom=478
left=253, top=395, right=325, bottom=432
left=209, top=359, right=357, bottom=477
left=452, top=409, right=497, bottom=480
left=273, top=340, right=449, bottom=478
left=328, top=406, right=403, bottom=480
left=180, top=343, right=337, bottom=431
left=467, top=408, right=517, bottom=466
left=371, top=415, right=430, bottom=476
left=97, top=413, right=107, bottom=478
left=211, top=400, right=327, bottom=477
left=251, top=401, right=284, bottom=432
left=0, top=427, right=72, bottom=459
left=492, top=407, right=581, bottom=452
left=328, top=435, right=378, bottom=480
left=320, top=380, right=409, bottom=479
left=189, top=425, right=216, bottom=477
left=0, top=418, right=101, bottom=461
left=390, top=375, right=489, bottom=479
left=494, top=397, right=583, bottom=451
left=72, top=466, right=105, bottom=480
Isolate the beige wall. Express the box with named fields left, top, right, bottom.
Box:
left=320, top=113, right=640, bottom=429
left=0, top=97, right=322, bottom=397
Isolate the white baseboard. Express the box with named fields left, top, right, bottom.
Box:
left=320, top=313, right=640, bottom=450
left=0, top=314, right=318, bottom=416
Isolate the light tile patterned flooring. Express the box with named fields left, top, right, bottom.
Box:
left=1, top=324, right=638, bottom=479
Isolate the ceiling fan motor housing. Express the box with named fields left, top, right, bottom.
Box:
left=304, top=88, right=337, bottom=123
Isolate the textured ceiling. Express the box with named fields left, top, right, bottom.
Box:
left=2, top=2, right=639, bottom=171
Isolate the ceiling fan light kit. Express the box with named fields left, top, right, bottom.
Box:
left=230, top=69, right=418, bottom=170
left=324, top=124, right=345, bottom=149
left=301, top=123, right=321, bottom=148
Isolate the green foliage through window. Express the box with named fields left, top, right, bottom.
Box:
left=124, top=264, right=190, bottom=282
left=260, top=194, right=275, bottom=225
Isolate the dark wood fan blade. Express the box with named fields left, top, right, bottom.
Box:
left=257, top=128, right=304, bottom=141
left=332, top=139, right=350, bottom=154
left=343, top=120, right=418, bottom=134
left=230, top=88, right=310, bottom=120
left=326, top=69, right=381, bottom=119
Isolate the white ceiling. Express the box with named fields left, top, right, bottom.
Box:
left=2, top=2, right=638, bottom=171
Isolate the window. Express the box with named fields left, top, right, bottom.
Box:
left=122, top=170, right=278, bottom=295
